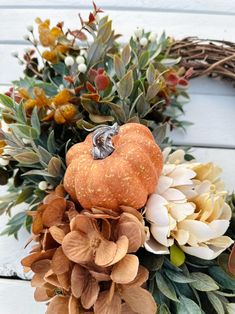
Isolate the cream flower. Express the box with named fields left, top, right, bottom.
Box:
left=145, top=148, right=233, bottom=260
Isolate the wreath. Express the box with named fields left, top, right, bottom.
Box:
left=0, top=3, right=234, bottom=314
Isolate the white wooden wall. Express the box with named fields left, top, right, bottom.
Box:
left=0, top=1, right=235, bottom=313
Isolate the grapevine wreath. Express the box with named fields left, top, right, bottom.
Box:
left=0, top=3, right=235, bottom=314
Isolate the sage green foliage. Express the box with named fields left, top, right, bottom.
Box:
left=138, top=249, right=235, bottom=314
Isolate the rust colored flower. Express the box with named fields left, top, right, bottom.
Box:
left=36, top=18, right=63, bottom=48
left=20, top=87, right=50, bottom=111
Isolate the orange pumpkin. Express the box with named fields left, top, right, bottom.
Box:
left=64, top=123, right=163, bottom=210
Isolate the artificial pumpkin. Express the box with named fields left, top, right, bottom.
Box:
left=64, top=123, right=163, bottom=210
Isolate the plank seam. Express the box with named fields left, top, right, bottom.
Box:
left=0, top=5, right=235, bottom=16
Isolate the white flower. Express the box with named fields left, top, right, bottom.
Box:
left=140, top=37, right=148, bottom=47
left=64, top=56, right=74, bottom=67
left=78, top=63, right=87, bottom=73
left=134, top=28, right=143, bottom=38
left=149, top=32, right=157, bottom=43
left=38, top=181, right=48, bottom=191
left=145, top=148, right=233, bottom=260
left=26, top=25, right=34, bottom=32
left=0, top=158, right=9, bottom=166
left=76, top=55, right=85, bottom=64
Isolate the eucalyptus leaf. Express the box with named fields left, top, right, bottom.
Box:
left=157, top=304, right=171, bottom=314
left=139, top=50, right=150, bottom=69
left=114, top=55, right=125, bottom=80
left=105, top=102, right=126, bottom=123
left=155, top=272, right=179, bottom=302
left=208, top=266, right=235, bottom=290
left=121, top=44, right=131, bottom=66
left=226, top=303, right=235, bottom=314
left=89, top=113, right=114, bottom=123
left=38, top=146, right=53, bottom=164
left=118, top=70, right=134, bottom=99
left=14, top=187, right=34, bottom=205
left=190, top=272, right=219, bottom=291
left=161, top=57, right=181, bottom=67
left=153, top=124, right=168, bottom=145
left=207, top=292, right=225, bottom=314
left=97, top=20, right=112, bottom=43
left=10, top=124, right=39, bottom=139
left=0, top=94, right=16, bottom=111
left=164, top=269, right=195, bottom=284
left=14, top=152, right=40, bottom=164
left=176, top=295, right=202, bottom=314
left=146, top=81, right=160, bottom=101
left=87, top=41, right=104, bottom=66
left=146, top=63, right=156, bottom=84
left=31, top=107, right=40, bottom=133
left=47, top=130, right=57, bottom=154
left=48, top=157, right=62, bottom=177
left=21, top=169, right=56, bottom=178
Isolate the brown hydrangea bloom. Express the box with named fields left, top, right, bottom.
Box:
left=22, top=189, right=157, bottom=314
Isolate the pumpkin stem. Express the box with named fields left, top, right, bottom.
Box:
left=92, top=123, right=119, bottom=160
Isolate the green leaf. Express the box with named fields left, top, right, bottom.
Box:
left=7, top=211, right=26, bottom=226
left=31, top=107, right=40, bottom=134
left=87, top=41, right=104, bottom=66
left=14, top=187, right=34, bottom=205
left=153, top=124, right=167, bottom=145
left=208, top=266, right=235, bottom=290
left=14, top=152, right=40, bottom=164
left=0, top=94, right=16, bottom=111
left=176, top=296, right=202, bottom=314
left=207, top=292, right=225, bottom=314
left=226, top=303, right=235, bottom=314
left=121, top=44, right=131, bottom=66
left=38, top=146, right=53, bottom=164
left=89, top=113, right=114, bottom=123
left=155, top=272, right=179, bottom=302
left=190, top=272, right=219, bottom=291
left=22, top=169, right=56, bottom=177
left=139, top=50, right=150, bottom=69
left=161, top=57, right=181, bottom=67
left=10, top=124, right=39, bottom=139
left=53, top=62, right=67, bottom=76
left=104, top=102, right=126, bottom=123
left=157, top=304, right=171, bottom=314
left=48, top=157, right=62, bottom=177
left=47, top=130, right=57, bottom=154
left=146, top=63, right=156, bottom=85
left=164, top=269, right=195, bottom=284
left=118, top=70, right=134, bottom=99
left=114, top=55, right=125, bottom=80
left=97, top=20, right=112, bottom=43
left=170, top=244, right=185, bottom=267
left=16, top=101, right=27, bottom=123
left=146, top=81, right=160, bottom=101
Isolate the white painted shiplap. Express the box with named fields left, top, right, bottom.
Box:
left=0, top=1, right=235, bottom=313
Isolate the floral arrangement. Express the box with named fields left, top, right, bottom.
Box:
left=0, top=3, right=235, bottom=314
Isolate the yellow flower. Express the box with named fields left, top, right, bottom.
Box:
left=21, top=87, right=49, bottom=111
left=145, top=148, right=233, bottom=260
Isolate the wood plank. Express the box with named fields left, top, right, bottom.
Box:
left=170, top=93, right=235, bottom=149
left=0, top=279, right=46, bottom=314
left=0, top=9, right=235, bottom=44
left=1, top=0, right=235, bottom=16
